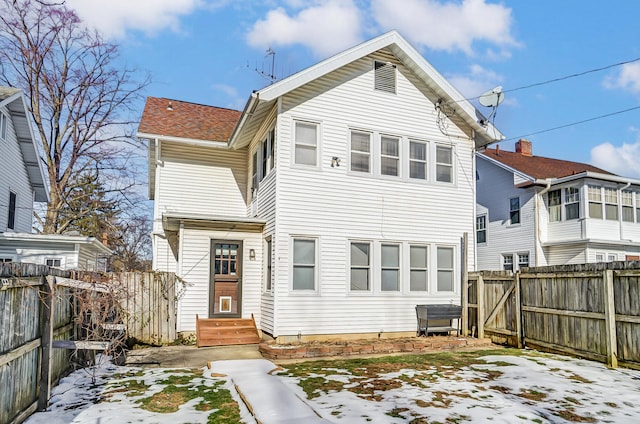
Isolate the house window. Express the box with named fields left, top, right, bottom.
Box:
left=503, top=254, right=513, bottom=271
left=251, top=151, right=258, bottom=194
left=0, top=258, right=13, bottom=263
left=622, top=190, right=634, bottom=222
left=608, top=253, right=617, bottom=262
left=374, top=61, right=396, bottom=94
left=409, top=140, right=427, bottom=180
left=261, top=128, right=275, bottom=179
left=595, top=253, right=605, bottom=262
left=636, top=193, right=640, bottom=222
left=435, top=146, right=453, bottom=183
left=7, top=191, right=16, bottom=230
left=436, top=246, right=454, bottom=292
left=381, top=244, right=400, bottom=291
left=0, top=112, right=7, bottom=140
left=265, top=238, right=272, bottom=291
left=604, top=187, right=618, bottom=220
left=509, top=197, right=520, bottom=225
left=565, top=187, right=580, bottom=220
left=380, top=135, right=400, bottom=176
left=350, top=130, right=371, bottom=173
left=45, top=258, right=62, bottom=268
left=518, top=253, right=529, bottom=269
left=588, top=185, right=603, bottom=219
left=294, top=121, right=318, bottom=166
left=548, top=189, right=561, bottom=222
left=292, top=238, right=315, bottom=290
left=409, top=245, right=428, bottom=291
left=350, top=242, right=370, bottom=291
left=476, top=215, right=487, bottom=244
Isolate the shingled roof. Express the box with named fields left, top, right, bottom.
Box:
left=138, top=97, right=241, bottom=142
left=482, top=140, right=613, bottom=180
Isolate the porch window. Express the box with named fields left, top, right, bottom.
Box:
left=622, top=190, right=634, bottom=222
left=292, top=239, right=315, bottom=290
left=548, top=189, right=561, bottom=222
left=350, top=130, right=371, bottom=173
left=294, top=121, right=318, bottom=166
left=604, top=187, right=618, bottom=220
left=350, top=242, right=370, bottom=291
left=636, top=192, right=640, bottom=222
left=509, top=197, right=520, bottom=225
left=436, top=246, right=454, bottom=292
left=435, top=145, right=453, bottom=183
left=588, top=185, right=603, bottom=219
left=380, top=135, right=400, bottom=176
left=7, top=191, right=16, bottom=230
left=565, top=187, right=580, bottom=220
left=409, top=140, right=427, bottom=180
left=476, top=215, right=487, bottom=244
left=381, top=244, right=400, bottom=291
left=409, top=245, right=428, bottom=291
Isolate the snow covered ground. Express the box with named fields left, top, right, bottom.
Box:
left=25, top=350, right=640, bottom=423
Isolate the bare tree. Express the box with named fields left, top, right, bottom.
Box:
left=0, top=0, right=149, bottom=234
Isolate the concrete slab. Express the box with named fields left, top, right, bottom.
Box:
left=125, top=344, right=262, bottom=368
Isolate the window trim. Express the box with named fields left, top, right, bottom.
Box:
left=604, top=187, right=618, bottom=221
left=0, top=112, right=7, bottom=141
left=622, top=190, right=634, bottom=222
left=476, top=215, right=487, bottom=244
left=435, top=144, right=454, bottom=183
left=265, top=237, right=273, bottom=292
left=509, top=197, right=520, bottom=225
left=564, top=186, right=580, bottom=220
left=408, top=139, right=428, bottom=180
left=7, top=191, right=16, bottom=230
left=548, top=189, right=562, bottom=222
left=380, top=243, right=400, bottom=292
left=291, top=237, right=317, bottom=292
left=45, top=257, right=63, bottom=268
left=436, top=246, right=455, bottom=293
left=588, top=185, right=603, bottom=219
left=409, top=244, right=428, bottom=292
left=349, top=241, right=371, bottom=292
left=502, top=254, right=514, bottom=271
left=349, top=129, right=372, bottom=173
left=293, top=120, right=319, bottom=167
left=380, top=134, right=400, bottom=177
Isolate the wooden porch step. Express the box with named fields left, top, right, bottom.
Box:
left=196, top=314, right=261, bottom=347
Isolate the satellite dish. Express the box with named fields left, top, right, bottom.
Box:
left=479, top=86, right=504, bottom=108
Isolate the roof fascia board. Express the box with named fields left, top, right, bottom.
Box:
left=229, top=92, right=259, bottom=149
left=0, top=90, right=22, bottom=108
left=137, top=132, right=229, bottom=149
left=477, top=152, right=534, bottom=184
left=533, top=171, right=640, bottom=187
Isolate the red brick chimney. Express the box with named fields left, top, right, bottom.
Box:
left=515, top=139, right=532, bottom=156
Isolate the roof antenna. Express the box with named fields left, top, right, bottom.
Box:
left=254, top=48, right=278, bottom=84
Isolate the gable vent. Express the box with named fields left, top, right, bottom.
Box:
left=374, top=61, right=396, bottom=94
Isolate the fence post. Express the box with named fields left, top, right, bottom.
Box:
left=38, top=275, right=54, bottom=411
left=515, top=272, right=523, bottom=349
left=477, top=274, right=485, bottom=339
left=603, top=269, right=618, bottom=368
left=461, top=232, right=469, bottom=336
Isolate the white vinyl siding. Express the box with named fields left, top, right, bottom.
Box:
left=409, top=245, right=428, bottom=291
left=436, top=246, right=454, bottom=292
left=294, top=121, right=318, bottom=166
left=350, top=130, right=371, bottom=173
left=350, top=241, right=371, bottom=291
left=292, top=238, right=316, bottom=290
left=435, top=145, right=453, bottom=183
left=380, top=135, right=400, bottom=177
left=409, top=140, right=427, bottom=180
left=380, top=243, right=400, bottom=291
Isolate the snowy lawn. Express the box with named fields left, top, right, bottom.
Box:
left=25, top=348, right=640, bottom=423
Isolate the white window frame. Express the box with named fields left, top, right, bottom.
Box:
left=380, top=135, right=400, bottom=177
left=435, top=145, right=453, bottom=183
left=518, top=253, right=529, bottom=269
left=293, top=120, right=319, bottom=167
left=409, top=244, right=428, bottom=292
left=291, top=237, right=317, bottom=291
left=350, top=241, right=371, bottom=292
left=7, top=191, right=16, bottom=230
left=381, top=243, right=400, bottom=291
left=45, top=257, right=63, bottom=268
left=265, top=237, right=273, bottom=292
left=409, top=139, right=427, bottom=180
left=349, top=130, right=371, bottom=173
left=548, top=189, right=561, bottom=222
left=0, top=257, right=15, bottom=263
left=251, top=150, right=258, bottom=197
left=604, top=187, right=618, bottom=221
left=607, top=253, right=618, bottom=262
left=622, top=190, right=633, bottom=222
left=565, top=187, right=580, bottom=220
left=0, top=112, right=7, bottom=141
left=261, top=128, right=275, bottom=180
left=636, top=192, right=640, bottom=223
left=476, top=215, right=487, bottom=244
left=588, top=185, right=603, bottom=219
left=509, top=197, right=520, bottom=225
left=502, top=254, right=514, bottom=271
left=595, top=253, right=605, bottom=262
left=436, top=246, right=455, bottom=292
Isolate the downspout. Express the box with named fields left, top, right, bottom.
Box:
left=535, top=181, right=552, bottom=266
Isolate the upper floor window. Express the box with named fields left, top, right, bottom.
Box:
left=435, top=145, right=453, bottom=183
left=565, top=187, right=580, bottom=220
left=350, top=242, right=371, bottom=291
left=622, top=190, right=634, bottom=222
left=380, top=135, right=400, bottom=177
left=292, top=238, right=316, bottom=290
left=409, top=245, right=428, bottom=291
left=409, top=140, right=427, bottom=180
left=548, top=189, right=561, bottom=222
left=294, top=121, right=318, bottom=166
left=7, top=191, right=16, bottom=230
left=251, top=151, right=258, bottom=195
left=436, top=246, right=454, bottom=292
left=350, top=130, right=371, bottom=173
left=0, top=112, right=7, bottom=140
left=261, top=128, right=275, bottom=179
left=476, top=215, right=487, bottom=243
left=588, top=185, right=603, bottom=219
left=636, top=192, right=640, bottom=222
left=509, top=197, right=520, bottom=225
left=604, top=187, right=618, bottom=220
left=374, top=61, right=396, bottom=94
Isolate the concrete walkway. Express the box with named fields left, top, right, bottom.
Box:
left=208, top=359, right=333, bottom=424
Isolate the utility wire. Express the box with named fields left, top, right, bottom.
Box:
left=502, top=105, right=640, bottom=142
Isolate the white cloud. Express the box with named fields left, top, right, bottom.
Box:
left=447, top=64, right=503, bottom=100
left=604, top=62, right=640, bottom=94
left=246, top=1, right=363, bottom=58
left=590, top=138, right=640, bottom=178
left=371, top=0, right=517, bottom=55
left=66, top=0, right=209, bottom=39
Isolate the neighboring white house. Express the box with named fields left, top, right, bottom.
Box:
left=476, top=139, right=640, bottom=271
left=138, top=31, right=503, bottom=340
left=0, top=86, right=113, bottom=269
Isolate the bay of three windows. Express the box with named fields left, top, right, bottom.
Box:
left=548, top=185, right=640, bottom=223
left=292, top=238, right=455, bottom=293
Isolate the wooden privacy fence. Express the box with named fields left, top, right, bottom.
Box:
left=464, top=262, right=640, bottom=369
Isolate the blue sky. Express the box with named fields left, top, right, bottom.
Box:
left=68, top=0, right=640, bottom=178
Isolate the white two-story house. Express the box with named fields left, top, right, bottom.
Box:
left=138, top=31, right=503, bottom=341
left=476, top=139, right=640, bottom=271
